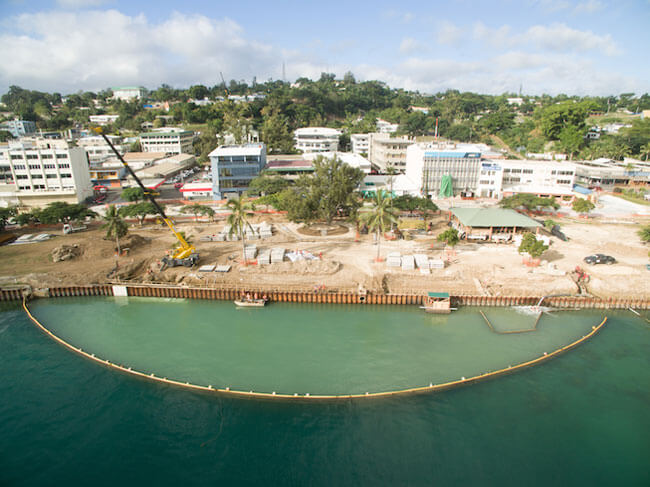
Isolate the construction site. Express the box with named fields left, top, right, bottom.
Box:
left=1, top=208, right=648, bottom=301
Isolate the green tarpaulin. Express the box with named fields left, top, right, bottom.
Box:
left=439, top=174, right=453, bottom=198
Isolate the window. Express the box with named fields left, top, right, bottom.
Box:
left=522, top=169, right=533, bottom=174
left=557, top=179, right=572, bottom=184
left=46, top=174, right=58, bottom=179
left=60, top=173, right=72, bottom=178
left=41, top=154, right=53, bottom=159
left=18, top=186, right=30, bottom=190
left=55, top=154, right=67, bottom=159
left=26, top=154, right=38, bottom=160
left=43, top=164, right=55, bottom=169
left=15, top=175, right=28, bottom=180
left=28, top=164, right=40, bottom=170
left=510, top=169, right=522, bottom=173
left=10, top=155, right=23, bottom=160
left=31, top=174, right=43, bottom=179
left=58, top=163, right=70, bottom=169
left=13, top=164, right=25, bottom=170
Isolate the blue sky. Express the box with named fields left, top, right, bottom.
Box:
left=1, top=0, right=649, bottom=96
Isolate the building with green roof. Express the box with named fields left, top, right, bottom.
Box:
left=449, top=207, right=541, bottom=241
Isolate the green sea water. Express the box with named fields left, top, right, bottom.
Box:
left=0, top=299, right=648, bottom=486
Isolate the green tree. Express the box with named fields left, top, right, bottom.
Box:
left=102, top=204, right=128, bottom=255
left=121, top=187, right=145, bottom=203
left=37, top=202, right=97, bottom=224
left=15, top=211, right=39, bottom=227
left=281, top=156, right=364, bottom=224
left=558, top=125, right=585, bottom=159
left=500, top=194, right=559, bottom=212
left=539, top=101, right=590, bottom=140
left=437, top=228, right=459, bottom=247
left=518, top=232, right=548, bottom=258
left=360, top=190, right=398, bottom=261
left=0, top=206, right=17, bottom=231
left=640, top=143, right=650, bottom=161
left=119, top=201, right=159, bottom=226
left=181, top=203, right=214, bottom=222
left=636, top=225, right=650, bottom=243
left=226, top=196, right=254, bottom=262
left=572, top=198, right=595, bottom=215
left=248, top=174, right=290, bottom=195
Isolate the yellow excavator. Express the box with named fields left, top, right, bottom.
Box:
left=93, top=128, right=199, bottom=268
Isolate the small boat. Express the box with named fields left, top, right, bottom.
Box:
left=234, top=299, right=267, bottom=308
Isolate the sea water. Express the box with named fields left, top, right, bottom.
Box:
left=0, top=300, right=648, bottom=486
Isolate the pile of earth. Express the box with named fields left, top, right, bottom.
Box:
left=51, top=244, right=82, bottom=262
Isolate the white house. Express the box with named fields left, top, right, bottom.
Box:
left=111, top=86, right=147, bottom=101
left=88, top=115, right=119, bottom=126
left=294, top=127, right=341, bottom=153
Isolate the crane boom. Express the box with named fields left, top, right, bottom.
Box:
left=96, top=130, right=198, bottom=265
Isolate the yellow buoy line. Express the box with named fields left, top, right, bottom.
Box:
left=22, top=298, right=607, bottom=400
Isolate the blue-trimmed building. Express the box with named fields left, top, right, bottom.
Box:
left=2, top=119, right=36, bottom=138
left=209, top=144, right=267, bottom=199
left=405, top=143, right=482, bottom=197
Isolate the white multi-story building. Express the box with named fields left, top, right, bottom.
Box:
left=77, top=135, right=125, bottom=162
left=351, top=133, right=370, bottom=155
left=88, top=115, right=119, bottom=126
left=1, top=139, right=92, bottom=207
left=2, top=119, right=36, bottom=138
left=405, top=142, right=483, bottom=198
left=294, top=127, right=341, bottom=153
left=368, top=134, right=414, bottom=172
left=477, top=160, right=576, bottom=200
left=111, top=86, right=147, bottom=101
left=140, top=128, right=195, bottom=155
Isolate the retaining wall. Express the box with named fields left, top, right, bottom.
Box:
left=2, top=285, right=648, bottom=310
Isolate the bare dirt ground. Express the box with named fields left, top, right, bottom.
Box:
left=1, top=212, right=648, bottom=299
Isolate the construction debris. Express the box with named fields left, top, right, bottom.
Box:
left=51, top=244, right=82, bottom=262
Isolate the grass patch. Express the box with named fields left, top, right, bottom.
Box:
left=611, top=193, right=650, bottom=206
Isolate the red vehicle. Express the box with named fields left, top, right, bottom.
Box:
left=174, top=182, right=183, bottom=189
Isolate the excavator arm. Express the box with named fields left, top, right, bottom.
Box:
left=94, top=128, right=198, bottom=266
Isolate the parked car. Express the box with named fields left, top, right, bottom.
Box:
left=174, top=182, right=183, bottom=189
left=583, top=254, right=616, bottom=265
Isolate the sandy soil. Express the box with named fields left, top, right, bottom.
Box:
left=1, top=213, right=648, bottom=299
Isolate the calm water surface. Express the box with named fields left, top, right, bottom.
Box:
left=0, top=300, right=648, bottom=486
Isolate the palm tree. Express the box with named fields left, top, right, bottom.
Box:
left=227, top=196, right=254, bottom=263
left=360, top=190, right=398, bottom=262
left=102, top=204, right=128, bottom=256
left=640, top=143, right=650, bottom=162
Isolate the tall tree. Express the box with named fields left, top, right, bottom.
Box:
left=103, top=204, right=128, bottom=256
left=226, top=196, right=254, bottom=263
left=360, top=190, right=398, bottom=261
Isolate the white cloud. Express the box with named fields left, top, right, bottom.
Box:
left=436, top=21, right=464, bottom=46
left=0, top=9, right=643, bottom=96
left=525, top=23, right=620, bottom=55
left=0, top=10, right=281, bottom=92
left=573, top=0, right=604, bottom=14
left=471, top=21, right=620, bottom=56
left=399, top=38, right=425, bottom=55
left=57, top=0, right=108, bottom=7
left=383, top=9, right=415, bottom=23
left=473, top=22, right=514, bottom=48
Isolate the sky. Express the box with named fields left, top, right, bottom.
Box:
left=1, top=0, right=649, bottom=96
